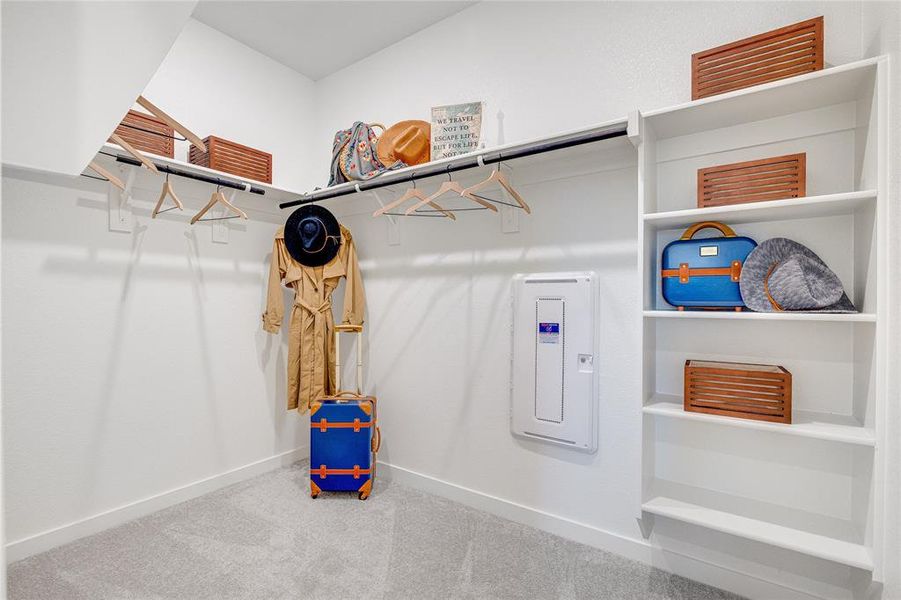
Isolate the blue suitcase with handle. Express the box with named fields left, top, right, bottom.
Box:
left=309, top=325, right=380, bottom=500
left=661, top=221, right=757, bottom=310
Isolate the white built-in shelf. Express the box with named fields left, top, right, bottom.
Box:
left=642, top=57, right=880, bottom=139
left=642, top=496, right=873, bottom=570
left=644, top=395, right=875, bottom=447
left=643, top=310, right=877, bottom=323
left=638, top=54, right=888, bottom=576
left=643, top=190, right=877, bottom=230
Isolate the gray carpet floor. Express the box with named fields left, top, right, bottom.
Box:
left=9, top=462, right=742, bottom=600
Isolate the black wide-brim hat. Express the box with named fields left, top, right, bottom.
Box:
left=284, top=205, right=341, bottom=267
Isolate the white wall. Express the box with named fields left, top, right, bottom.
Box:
left=1, top=169, right=303, bottom=559
left=0, top=1, right=196, bottom=175
left=1, top=16, right=315, bottom=560
left=311, top=1, right=863, bottom=188
left=312, top=2, right=893, bottom=599
left=141, top=19, right=318, bottom=192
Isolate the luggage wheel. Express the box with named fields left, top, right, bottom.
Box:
left=358, top=491, right=370, bottom=501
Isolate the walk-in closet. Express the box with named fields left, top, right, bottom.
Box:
left=2, top=2, right=899, bottom=600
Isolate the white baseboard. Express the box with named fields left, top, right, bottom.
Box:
left=6, top=447, right=308, bottom=563
left=377, top=461, right=825, bottom=600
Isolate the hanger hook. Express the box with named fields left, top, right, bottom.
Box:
left=497, top=152, right=504, bottom=171
left=411, top=172, right=417, bottom=189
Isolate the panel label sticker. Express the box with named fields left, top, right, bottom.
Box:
left=700, top=245, right=719, bottom=257
left=538, top=322, right=560, bottom=344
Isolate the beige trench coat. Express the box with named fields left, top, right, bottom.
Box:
left=262, top=224, right=365, bottom=412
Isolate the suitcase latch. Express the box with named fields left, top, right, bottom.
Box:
left=731, top=260, right=742, bottom=282
left=679, top=263, right=690, bottom=283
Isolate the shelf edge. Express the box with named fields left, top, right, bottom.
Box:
left=643, top=190, right=878, bottom=224
left=642, top=496, right=874, bottom=570
left=643, top=400, right=876, bottom=447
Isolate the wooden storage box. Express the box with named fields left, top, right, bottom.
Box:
left=691, top=16, right=824, bottom=100
left=684, top=360, right=792, bottom=423
left=189, top=136, right=272, bottom=183
left=113, top=110, right=174, bottom=158
left=697, top=153, right=806, bottom=208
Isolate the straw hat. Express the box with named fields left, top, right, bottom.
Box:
left=377, top=120, right=430, bottom=167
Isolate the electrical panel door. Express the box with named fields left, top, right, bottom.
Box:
left=511, top=272, right=598, bottom=452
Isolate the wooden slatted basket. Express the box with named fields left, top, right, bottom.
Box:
left=189, top=136, right=272, bottom=183
left=692, top=16, right=824, bottom=100
left=113, top=110, right=174, bottom=158
left=697, top=153, right=806, bottom=208
left=684, top=360, right=792, bottom=423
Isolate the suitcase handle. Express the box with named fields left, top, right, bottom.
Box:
left=333, top=390, right=364, bottom=398
left=680, top=221, right=736, bottom=240
left=334, top=327, right=363, bottom=395
left=371, top=426, right=381, bottom=453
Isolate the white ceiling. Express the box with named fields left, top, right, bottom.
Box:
left=192, top=1, right=475, bottom=81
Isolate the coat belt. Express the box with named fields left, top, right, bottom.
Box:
left=294, top=297, right=334, bottom=407
left=294, top=298, right=333, bottom=314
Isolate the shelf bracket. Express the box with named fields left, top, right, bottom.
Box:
left=637, top=514, right=655, bottom=539
left=108, top=167, right=135, bottom=233
left=369, top=189, right=400, bottom=246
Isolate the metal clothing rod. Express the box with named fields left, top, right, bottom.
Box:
left=110, top=154, right=266, bottom=195
left=278, top=122, right=628, bottom=209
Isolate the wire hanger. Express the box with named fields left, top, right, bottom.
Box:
left=152, top=172, right=183, bottom=218
left=372, top=174, right=456, bottom=219
left=462, top=155, right=531, bottom=214
left=404, top=166, right=498, bottom=216
left=191, top=183, right=248, bottom=224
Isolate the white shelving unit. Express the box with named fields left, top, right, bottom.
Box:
left=636, top=56, right=888, bottom=579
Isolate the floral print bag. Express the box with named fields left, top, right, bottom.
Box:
left=328, top=122, right=406, bottom=186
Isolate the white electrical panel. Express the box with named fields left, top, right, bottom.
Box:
left=511, top=272, right=598, bottom=452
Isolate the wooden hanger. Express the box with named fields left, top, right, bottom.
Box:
left=87, top=161, right=125, bottom=191
left=108, top=133, right=159, bottom=173
left=136, top=95, right=207, bottom=152
left=152, top=173, right=183, bottom=218
left=405, top=172, right=498, bottom=216
left=462, top=163, right=531, bottom=214
left=372, top=179, right=456, bottom=220
left=190, top=187, right=248, bottom=224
